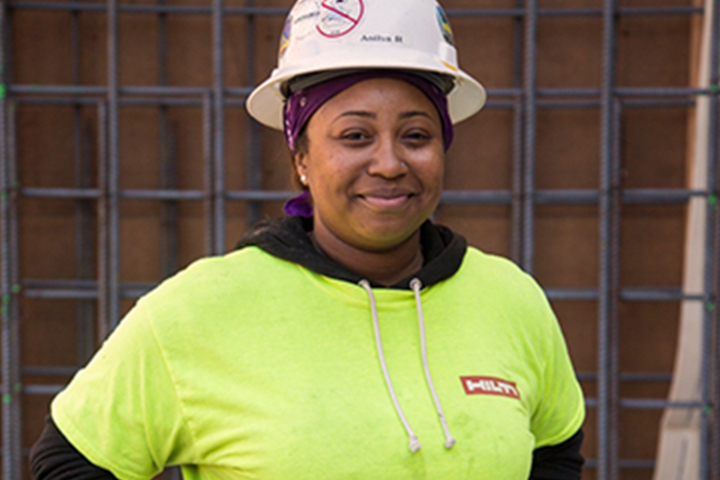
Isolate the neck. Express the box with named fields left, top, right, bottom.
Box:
left=310, top=228, right=424, bottom=287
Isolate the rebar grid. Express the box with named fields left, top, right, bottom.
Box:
left=0, top=1, right=718, bottom=479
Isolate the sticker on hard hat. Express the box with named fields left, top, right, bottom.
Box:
left=436, top=6, right=454, bottom=46
left=317, top=0, right=364, bottom=39
left=288, top=0, right=321, bottom=43
left=279, top=16, right=292, bottom=58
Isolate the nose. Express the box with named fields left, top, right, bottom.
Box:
left=366, top=136, right=408, bottom=179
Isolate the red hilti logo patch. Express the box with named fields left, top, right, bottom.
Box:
left=460, top=376, right=521, bottom=400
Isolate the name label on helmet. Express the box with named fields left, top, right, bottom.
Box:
left=360, top=34, right=405, bottom=44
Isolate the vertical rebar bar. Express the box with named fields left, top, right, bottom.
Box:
left=246, top=0, right=263, bottom=228
left=712, top=96, right=720, bottom=480
left=510, top=0, right=524, bottom=264
left=712, top=194, right=720, bottom=480
left=72, top=7, right=96, bottom=363
left=203, top=94, right=214, bottom=257
left=151, top=8, right=181, bottom=468
left=713, top=34, right=720, bottom=471
left=7, top=98, right=21, bottom=479
left=522, top=0, right=538, bottom=274
left=598, top=0, right=619, bottom=479
left=0, top=1, right=21, bottom=476
left=0, top=8, right=8, bottom=479
left=158, top=0, right=179, bottom=278
left=157, top=7, right=181, bottom=480
left=213, top=0, right=225, bottom=254
left=0, top=7, right=21, bottom=479
left=611, top=96, right=623, bottom=479
left=702, top=2, right=720, bottom=478
left=97, top=101, right=110, bottom=341
left=511, top=98, right=524, bottom=264
left=107, top=0, right=121, bottom=329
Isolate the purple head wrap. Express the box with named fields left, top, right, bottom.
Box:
left=283, top=70, right=453, bottom=153
left=281, top=70, right=454, bottom=217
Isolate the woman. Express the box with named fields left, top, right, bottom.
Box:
left=30, top=0, right=585, bottom=478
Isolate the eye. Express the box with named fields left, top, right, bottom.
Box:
left=344, top=131, right=367, bottom=140
left=403, top=129, right=433, bottom=145
left=406, top=131, right=430, bottom=140
left=339, top=129, right=373, bottom=144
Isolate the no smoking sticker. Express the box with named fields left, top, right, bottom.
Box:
left=317, top=0, right=364, bottom=38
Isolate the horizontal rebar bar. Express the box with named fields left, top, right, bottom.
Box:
left=10, top=385, right=704, bottom=411
left=545, top=288, right=705, bottom=302
left=19, top=278, right=705, bottom=303
left=22, top=279, right=155, bottom=299
left=20, top=187, right=711, bottom=205
left=9, top=96, right=698, bottom=110
left=6, top=2, right=703, bottom=18
left=6, top=2, right=288, bottom=15
left=21, top=385, right=64, bottom=396
left=22, top=366, right=77, bottom=376
left=584, top=398, right=703, bottom=409
left=14, top=367, right=675, bottom=383
left=584, top=459, right=656, bottom=470
left=438, top=189, right=710, bottom=205
left=577, top=371, right=673, bottom=382
left=10, top=84, right=717, bottom=99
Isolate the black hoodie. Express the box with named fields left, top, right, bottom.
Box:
left=235, top=216, right=467, bottom=289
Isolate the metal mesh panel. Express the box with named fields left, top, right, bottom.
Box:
left=0, top=1, right=718, bottom=479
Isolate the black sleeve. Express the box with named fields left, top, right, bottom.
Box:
left=29, top=416, right=118, bottom=480
left=529, top=429, right=585, bottom=480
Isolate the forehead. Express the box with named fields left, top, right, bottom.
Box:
left=314, top=77, right=436, bottom=119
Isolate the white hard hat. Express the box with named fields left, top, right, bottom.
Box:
left=246, top=0, right=487, bottom=130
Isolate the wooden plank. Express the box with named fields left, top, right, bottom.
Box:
left=653, top=1, right=715, bottom=478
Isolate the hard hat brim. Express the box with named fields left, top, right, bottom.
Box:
left=246, top=52, right=486, bottom=131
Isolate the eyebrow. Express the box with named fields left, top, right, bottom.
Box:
left=338, top=111, right=376, bottom=120
left=398, top=111, right=433, bottom=120
left=336, top=110, right=433, bottom=120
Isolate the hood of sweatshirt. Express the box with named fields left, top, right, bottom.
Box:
left=235, top=216, right=468, bottom=290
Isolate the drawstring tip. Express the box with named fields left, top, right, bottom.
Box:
left=444, top=437, right=456, bottom=449
left=409, top=435, right=422, bottom=453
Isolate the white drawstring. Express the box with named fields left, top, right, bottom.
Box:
left=359, top=278, right=456, bottom=453
left=359, top=279, right=422, bottom=453
left=409, top=278, right=456, bottom=449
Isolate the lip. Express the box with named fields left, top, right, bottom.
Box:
left=357, top=189, right=416, bottom=210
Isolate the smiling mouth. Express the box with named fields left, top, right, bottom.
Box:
left=358, top=193, right=415, bottom=209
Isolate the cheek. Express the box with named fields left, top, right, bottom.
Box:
left=316, top=152, right=364, bottom=186
left=419, top=154, right=445, bottom=189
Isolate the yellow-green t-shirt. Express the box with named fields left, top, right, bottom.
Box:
left=52, top=247, right=585, bottom=480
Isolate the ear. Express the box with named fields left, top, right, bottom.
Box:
left=293, top=151, right=309, bottom=186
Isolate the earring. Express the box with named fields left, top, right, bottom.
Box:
left=300, top=174, right=308, bottom=185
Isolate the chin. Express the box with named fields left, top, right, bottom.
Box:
left=353, top=224, right=424, bottom=252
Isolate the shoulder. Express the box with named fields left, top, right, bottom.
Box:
left=135, top=247, right=303, bottom=321
left=451, top=248, right=556, bottom=330
left=150, top=247, right=293, bottom=295
left=459, top=247, right=542, bottom=295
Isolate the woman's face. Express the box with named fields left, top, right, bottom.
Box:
left=294, top=77, right=444, bottom=252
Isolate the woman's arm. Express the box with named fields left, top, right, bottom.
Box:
left=29, top=416, right=117, bottom=480
left=529, top=429, right=584, bottom=480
